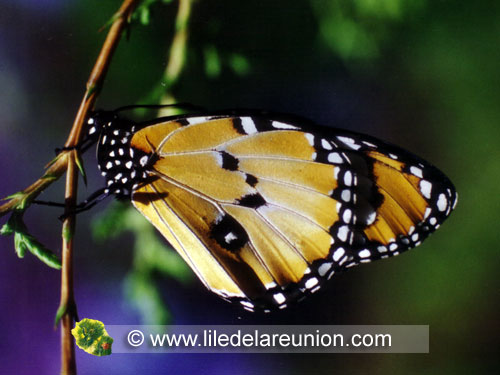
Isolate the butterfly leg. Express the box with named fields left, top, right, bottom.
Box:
left=57, top=188, right=110, bottom=220
left=33, top=188, right=110, bottom=220
left=54, top=136, right=95, bottom=156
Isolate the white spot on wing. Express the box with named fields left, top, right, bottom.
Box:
left=359, top=249, right=371, bottom=258
left=305, top=277, right=318, bottom=289
left=410, top=166, right=423, bottom=178
left=377, top=246, right=387, bottom=253
left=366, top=211, right=376, bottom=225
left=224, top=232, right=237, bottom=243
left=215, top=152, right=223, bottom=167
left=318, top=262, right=332, bottom=276
left=240, top=300, right=254, bottom=309
left=420, top=180, right=432, bottom=199
left=321, top=139, right=332, bottom=150
left=337, top=136, right=361, bottom=150
left=305, top=133, right=314, bottom=145
left=337, top=225, right=349, bottom=242
left=187, top=117, right=210, bottom=125
left=333, top=248, right=345, bottom=262
left=437, top=193, right=447, bottom=212
left=273, top=293, right=286, bottom=305
left=337, top=136, right=354, bottom=144
left=328, top=152, right=343, bottom=164
left=265, top=281, right=277, bottom=289
left=344, top=171, right=353, bottom=186
left=341, top=189, right=351, bottom=202
left=241, top=117, right=257, bottom=134
left=343, top=209, right=352, bottom=223
left=272, top=121, right=298, bottom=130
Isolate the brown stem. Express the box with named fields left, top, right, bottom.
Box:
left=53, top=1, right=142, bottom=374
left=60, top=151, right=78, bottom=375
left=57, top=2, right=143, bottom=372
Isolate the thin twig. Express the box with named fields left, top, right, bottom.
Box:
left=57, top=2, right=143, bottom=373
left=60, top=150, right=78, bottom=375
left=59, top=2, right=142, bottom=373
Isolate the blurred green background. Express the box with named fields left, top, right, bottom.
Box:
left=0, top=0, right=498, bottom=374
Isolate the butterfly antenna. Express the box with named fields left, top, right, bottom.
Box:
left=113, top=103, right=206, bottom=113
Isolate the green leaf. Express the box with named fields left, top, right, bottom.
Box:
left=0, top=220, right=14, bottom=236
left=21, top=232, right=61, bottom=269
left=204, top=45, right=221, bottom=78
left=85, top=82, right=100, bottom=100
left=228, top=53, right=251, bottom=76
left=75, top=153, right=87, bottom=186
left=2, top=212, right=61, bottom=269
left=139, top=7, right=150, bottom=25
left=125, top=272, right=172, bottom=325
left=14, top=231, right=27, bottom=258
left=62, top=224, right=73, bottom=243
left=54, top=304, right=67, bottom=327
left=133, top=0, right=173, bottom=26
left=45, top=153, right=62, bottom=169
left=1, top=191, right=32, bottom=212
left=91, top=202, right=130, bottom=240
left=2, top=191, right=25, bottom=201
left=72, top=319, right=113, bottom=356
left=41, top=173, right=58, bottom=181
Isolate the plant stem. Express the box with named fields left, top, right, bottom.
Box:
left=60, top=151, right=78, bottom=375
left=158, top=0, right=193, bottom=113
left=55, top=1, right=143, bottom=373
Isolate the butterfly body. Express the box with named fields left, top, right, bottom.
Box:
left=87, top=110, right=457, bottom=312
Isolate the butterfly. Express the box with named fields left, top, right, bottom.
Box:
left=83, top=107, right=457, bottom=312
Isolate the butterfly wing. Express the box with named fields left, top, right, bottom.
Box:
left=129, top=115, right=457, bottom=311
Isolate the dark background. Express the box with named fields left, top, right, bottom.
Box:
left=0, top=0, right=498, bottom=374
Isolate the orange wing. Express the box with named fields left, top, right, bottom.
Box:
left=128, top=115, right=457, bottom=311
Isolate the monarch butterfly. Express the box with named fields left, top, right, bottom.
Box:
left=83, top=107, right=457, bottom=312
